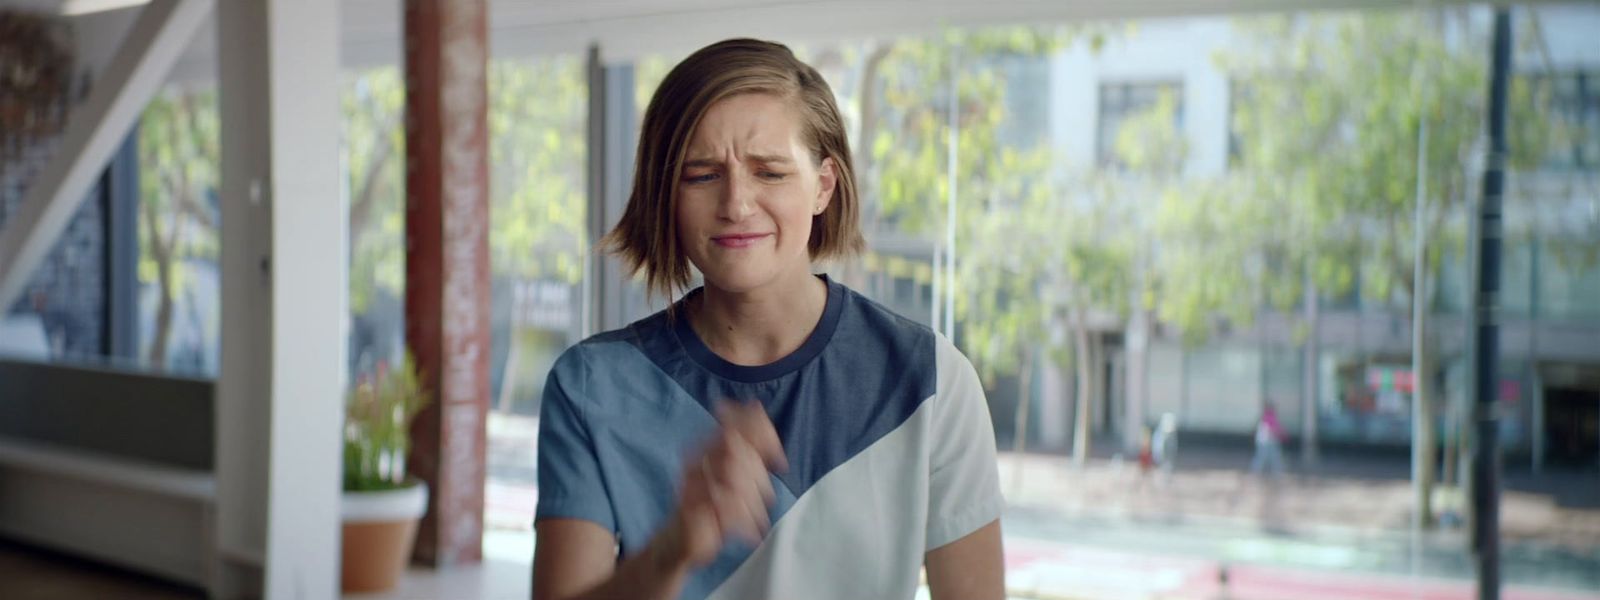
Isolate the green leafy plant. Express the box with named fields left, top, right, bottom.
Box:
left=344, top=353, right=430, bottom=492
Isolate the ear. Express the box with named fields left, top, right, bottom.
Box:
left=814, top=156, right=838, bottom=216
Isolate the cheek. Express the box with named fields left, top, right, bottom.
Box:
left=673, top=204, right=705, bottom=259
left=778, top=199, right=818, bottom=247
left=675, top=193, right=709, bottom=231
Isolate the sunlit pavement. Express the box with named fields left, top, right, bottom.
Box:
left=997, top=532, right=1600, bottom=600
left=996, top=451, right=1600, bottom=595
left=995, top=450, right=1600, bottom=552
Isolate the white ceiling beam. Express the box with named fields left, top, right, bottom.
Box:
left=486, top=0, right=1474, bottom=64
left=139, top=0, right=1505, bottom=84
left=487, top=0, right=1485, bottom=61
left=0, top=0, right=212, bottom=316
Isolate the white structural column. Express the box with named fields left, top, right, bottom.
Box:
left=0, top=0, right=210, bottom=318
left=215, top=0, right=346, bottom=598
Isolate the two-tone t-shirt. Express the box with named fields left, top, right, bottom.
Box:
left=535, top=275, right=1003, bottom=599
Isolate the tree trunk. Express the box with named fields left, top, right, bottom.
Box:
left=349, top=118, right=398, bottom=248
left=1072, top=309, right=1094, bottom=466
left=1013, top=347, right=1035, bottom=455
left=855, top=43, right=893, bottom=233
left=495, top=323, right=522, bottom=414
left=1010, top=347, right=1036, bottom=495
left=1125, top=308, right=1149, bottom=454
left=149, top=265, right=174, bottom=368
left=1442, top=385, right=1460, bottom=487
left=1302, top=266, right=1321, bottom=467
left=1414, top=312, right=1438, bottom=528
left=1092, top=335, right=1105, bottom=435
left=143, top=199, right=174, bottom=369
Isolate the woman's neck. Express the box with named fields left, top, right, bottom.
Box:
left=689, top=272, right=829, bottom=367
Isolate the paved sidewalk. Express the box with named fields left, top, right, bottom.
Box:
left=996, top=449, right=1600, bottom=551
left=997, top=536, right=1600, bottom=600
left=996, top=449, right=1600, bottom=595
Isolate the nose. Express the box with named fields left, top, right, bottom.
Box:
left=717, top=172, right=756, bottom=223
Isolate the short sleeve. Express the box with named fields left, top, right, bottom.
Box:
left=924, top=335, right=1004, bottom=551
left=534, top=349, right=617, bottom=533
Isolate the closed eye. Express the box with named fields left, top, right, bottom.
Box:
left=758, top=171, right=788, bottom=181
left=683, top=172, right=720, bottom=184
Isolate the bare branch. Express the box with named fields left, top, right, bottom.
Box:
left=349, top=116, right=400, bottom=245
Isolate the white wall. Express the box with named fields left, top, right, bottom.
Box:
left=1521, top=3, right=1600, bottom=71
left=1050, top=17, right=1235, bottom=175
left=1051, top=5, right=1600, bottom=183
left=1147, top=341, right=1185, bottom=427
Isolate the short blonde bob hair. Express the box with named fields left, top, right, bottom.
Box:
left=601, top=38, right=865, bottom=298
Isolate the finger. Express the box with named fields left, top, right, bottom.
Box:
left=714, top=438, right=773, bottom=542
left=673, top=462, right=717, bottom=539
left=695, top=458, right=739, bottom=540
left=731, top=435, right=777, bottom=506
left=732, top=491, right=767, bottom=543
left=728, top=439, right=773, bottom=532
left=717, top=400, right=788, bottom=473
left=753, top=465, right=776, bottom=505
left=714, top=427, right=777, bottom=506
left=679, top=500, right=723, bottom=565
left=707, top=472, right=761, bottom=544
left=742, top=487, right=771, bottom=538
left=718, top=455, right=769, bottom=540
left=680, top=454, right=711, bottom=505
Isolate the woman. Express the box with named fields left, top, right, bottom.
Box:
left=1250, top=403, right=1286, bottom=480
left=532, top=38, right=1004, bottom=600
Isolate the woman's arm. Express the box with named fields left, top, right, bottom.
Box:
left=924, top=519, right=1004, bottom=600
left=924, top=337, right=1006, bottom=599
left=534, top=401, right=786, bottom=600
left=533, top=519, right=689, bottom=600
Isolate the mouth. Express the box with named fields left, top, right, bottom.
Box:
left=711, top=233, right=771, bottom=248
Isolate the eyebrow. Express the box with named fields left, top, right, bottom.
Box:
left=682, top=153, right=795, bottom=168
left=747, top=154, right=794, bottom=165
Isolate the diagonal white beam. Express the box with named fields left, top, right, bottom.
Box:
left=0, top=0, right=211, bottom=314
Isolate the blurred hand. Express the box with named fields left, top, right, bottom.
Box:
left=650, top=400, right=788, bottom=571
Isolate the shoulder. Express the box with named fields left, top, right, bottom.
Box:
left=932, top=332, right=983, bottom=403
left=548, top=329, right=626, bottom=379
left=833, top=282, right=938, bottom=351
left=836, top=284, right=974, bottom=372
left=828, top=282, right=986, bottom=404
left=546, top=311, right=672, bottom=397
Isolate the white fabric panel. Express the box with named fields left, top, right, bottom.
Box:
left=707, top=335, right=1003, bottom=600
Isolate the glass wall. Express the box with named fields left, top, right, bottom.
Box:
left=135, top=87, right=221, bottom=377
left=342, top=68, right=406, bottom=382
left=620, top=7, right=1598, bottom=458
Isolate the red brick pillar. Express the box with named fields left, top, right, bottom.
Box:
left=403, top=0, right=489, bottom=567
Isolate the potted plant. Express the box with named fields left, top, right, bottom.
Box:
left=341, top=353, right=430, bottom=593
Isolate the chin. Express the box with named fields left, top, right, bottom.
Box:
left=698, top=267, right=779, bottom=295
left=697, top=257, right=815, bottom=295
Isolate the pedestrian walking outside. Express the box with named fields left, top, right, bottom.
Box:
left=1250, top=402, right=1287, bottom=481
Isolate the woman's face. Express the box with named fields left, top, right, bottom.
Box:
left=675, top=93, right=836, bottom=295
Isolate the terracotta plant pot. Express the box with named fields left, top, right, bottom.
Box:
left=341, top=481, right=428, bottom=594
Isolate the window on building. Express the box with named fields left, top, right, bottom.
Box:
left=1097, top=81, right=1183, bottom=169
left=1537, top=236, right=1600, bottom=322
left=1536, top=71, right=1600, bottom=170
